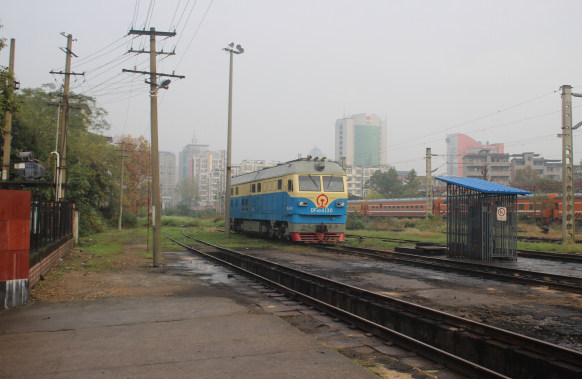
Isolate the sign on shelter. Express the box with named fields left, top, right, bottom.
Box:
left=497, top=207, right=507, bottom=221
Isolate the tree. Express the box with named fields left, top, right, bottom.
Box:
left=176, top=178, right=199, bottom=208
left=118, top=135, right=151, bottom=215
left=403, top=169, right=421, bottom=197
left=365, top=168, right=404, bottom=198
left=0, top=21, right=20, bottom=133
left=5, top=84, right=118, bottom=234
left=365, top=191, right=384, bottom=200
left=513, top=166, right=540, bottom=188
left=8, top=85, right=116, bottom=204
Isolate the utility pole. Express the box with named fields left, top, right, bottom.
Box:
left=1, top=38, right=15, bottom=181
left=124, top=27, right=182, bottom=267
left=426, top=148, right=433, bottom=216
left=116, top=142, right=127, bottom=230
left=223, top=43, right=244, bottom=238
left=560, top=85, right=577, bottom=244
left=49, top=33, right=84, bottom=199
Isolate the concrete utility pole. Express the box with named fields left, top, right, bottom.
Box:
left=560, top=85, right=579, bottom=244
left=426, top=148, right=433, bottom=216
left=1, top=38, right=15, bottom=181
left=124, top=27, right=183, bottom=267
left=149, top=29, right=162, bottom=265
left=117, top=142, right=126, bottom=231
left=223, top=43, right=244, bottom=238
left=59, top=34, right=72, bottom=199
left=49, top=33, right=84, bottom=199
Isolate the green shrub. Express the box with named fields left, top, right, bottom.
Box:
left=77, top=203, right=105, bottom=236
left=122, top=212, right=137, bottom=228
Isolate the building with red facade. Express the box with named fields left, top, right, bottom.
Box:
left=446, top=133, right=504, bottom=177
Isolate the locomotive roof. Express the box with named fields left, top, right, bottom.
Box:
left=231, top=160, right=345, bottom=185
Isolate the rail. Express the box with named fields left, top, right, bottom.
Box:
left=165, top=227, right=582, bottom=379
left=318, top=244, right=582, bottom=294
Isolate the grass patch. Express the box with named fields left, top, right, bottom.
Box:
left=74, top=227, right=138, bottom=272
left=138, top=253, right=153, bottom=259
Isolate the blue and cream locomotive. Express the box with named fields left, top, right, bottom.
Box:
left=230, top=158, right=347, bottom=241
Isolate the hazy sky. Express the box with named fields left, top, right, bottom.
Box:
left=3, top=0, right=582, bottom=175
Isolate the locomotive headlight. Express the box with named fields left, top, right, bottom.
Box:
left=336, top=201, right=345, bottom=207
left=299, top=201, right=308, bottom=207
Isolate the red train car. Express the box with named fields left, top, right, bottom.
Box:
left=348, top=193, right=582, bottom=223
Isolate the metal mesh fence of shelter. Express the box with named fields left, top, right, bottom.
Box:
left=438, top=177, right=530, bottom=261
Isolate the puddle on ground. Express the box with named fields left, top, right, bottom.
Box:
left=164, top=252, right=232, bottom=284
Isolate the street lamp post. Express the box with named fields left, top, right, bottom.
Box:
left=223, top=43, right=244, bottom=238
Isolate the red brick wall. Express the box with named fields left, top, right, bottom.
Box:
left=0, top=190, right=31, bottom=283
left=29, top=238, right=74, bottom=288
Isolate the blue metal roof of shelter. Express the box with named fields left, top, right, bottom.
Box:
left=435, top=177, right=531, bottom=195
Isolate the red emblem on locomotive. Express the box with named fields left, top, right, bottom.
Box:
left=317, top=194, right=329, bottom=208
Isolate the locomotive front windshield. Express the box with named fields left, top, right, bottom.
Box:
left=299, top=175, right=321, bottom=191
left=323, top=176, right=344, bottom=192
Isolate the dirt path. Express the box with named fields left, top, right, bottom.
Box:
left=29, top=229, right=185, bottom=302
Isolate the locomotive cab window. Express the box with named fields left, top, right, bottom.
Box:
left=299, top=175, right=320, bottom=191
left=251, top=184, right=256, bottom=193
left=519, top=204, right=524, bottom=210
left=555, top=203, right=559, bottom=210
left=420, top=205, right=423, bottom=211
left=257, top=183, right=262, bottom=192
left=323, top=176, right=344, bottom=192
left=236, top=187, right=239, bottom=195
left=287, top=179, right=293, bottom=192
left=277, top=179, right=282, bottom=190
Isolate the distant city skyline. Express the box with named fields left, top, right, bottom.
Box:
left=4, top=1, right=582, bottom=175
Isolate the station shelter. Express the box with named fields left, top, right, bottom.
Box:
left=435, top=177, right=530, bottom=261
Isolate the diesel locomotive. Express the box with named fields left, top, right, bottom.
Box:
left=230, top=158, right=348, bottom=241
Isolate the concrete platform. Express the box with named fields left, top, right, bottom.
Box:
left=0, top=253, right=377, bottom=379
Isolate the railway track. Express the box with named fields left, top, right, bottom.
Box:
left=165, top=227, right=582, bottom=379
left=318, top=244, right=582, bottom=294
left=344, top=233, right=582, bottom=263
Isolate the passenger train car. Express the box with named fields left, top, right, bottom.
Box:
left=230, top=159, right=348, bottom=241
left=349, top=193, right=582, bottom=224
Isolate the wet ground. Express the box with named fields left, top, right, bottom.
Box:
left=231, top=246, right=582, bottom=352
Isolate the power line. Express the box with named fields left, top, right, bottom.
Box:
left=174, top=0, right=191, bottom=31
left=174, top=0, right=214, bottom=71
left=132, top=0, right=142, bottom=28
left=169, top=0, right=183, bottom=29
left=173, top=0, right=199, bottom=49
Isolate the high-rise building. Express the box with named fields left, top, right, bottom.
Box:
left=178, top=132, right=209, bottom=184
left=446, top=133, right=504, bottom=177
left=159, top=151, right=177, bottom=209
left=190, top=150, right=226, bottom=210
left=335, top=113, right=387, bottom=167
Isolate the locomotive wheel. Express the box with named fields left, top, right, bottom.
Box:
left=277, top=228, right=284, bottom=240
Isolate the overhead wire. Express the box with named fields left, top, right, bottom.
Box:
left=174, top=0, right=214, bottom=71
left=351, top=89, right=561, bottom=161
